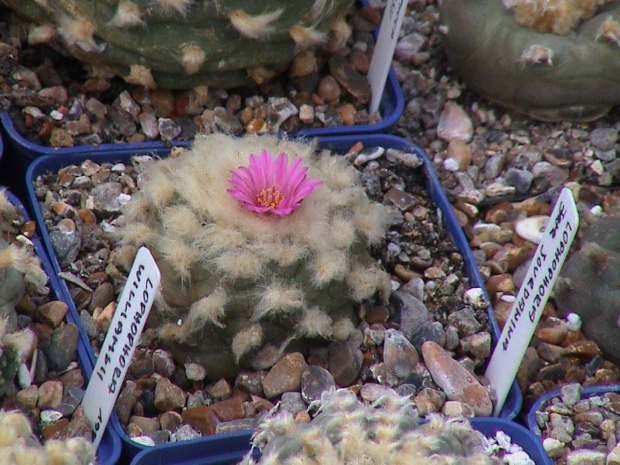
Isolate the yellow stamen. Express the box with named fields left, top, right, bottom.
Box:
left=256, top=187, right=285, bottom=208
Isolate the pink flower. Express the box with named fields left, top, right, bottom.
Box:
left=227, top=150, right=322, bottom=216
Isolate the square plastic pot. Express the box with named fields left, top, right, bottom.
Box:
left=0, top=0, right=403, bottom=178
left=128, top=417, right=552, bottom=465
left=3, top=189, right=122, bottom=465
left=24, top=133, right=522, bottom=461
left=526, top=383, right=620, bottom=458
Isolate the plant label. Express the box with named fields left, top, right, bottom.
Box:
left=367, top=0, right=407, bottom=113
left=485, top=188, right=578, bottom=416
left=82, top=247, right=161, bottom=449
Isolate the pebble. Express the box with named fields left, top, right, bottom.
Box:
left=437, top=102, right=473, bottom=142
left=40, top=323, right=79, bottom=372
left=261, top=352, right=308, bottom=399
left=154, top=377, right=187, bottom=411
left=327, top=341, right=363, bottom=387
left=421, top=341, right=493, bottom=416
left=300, top=366, right=335, bottom=404
left=514, top=215, right=548, bottom=244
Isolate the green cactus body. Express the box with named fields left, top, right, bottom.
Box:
left=117, top=133, right=391, bottom=379
left=242, top=389, right=499, bottom=465
left=1, top=0, right=353, bottom=89
left=555, top=216, right=620, bottom=365
left=0, top=190, right=48, bottom=397
left=439, top=0, right=620, bottom=121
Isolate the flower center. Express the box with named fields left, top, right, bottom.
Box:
left=256, top=187, right=285, bottom=208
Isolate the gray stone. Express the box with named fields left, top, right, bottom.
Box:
left=504, top=167, right=534, bottom=194
left=392, top=291, right=431, bottom=341
left=41, top=323, right=79, bottom=372
left=300, top=366, right=335, bottom=404
left=589, top=127, right=618, bottom=150
left=49, top=229, right=81, bottom=267
left=327, top=341, right=363, bottom=387
left=158, top=118, right=182, bottom=142
left=213, top=107, right=243, bottom=135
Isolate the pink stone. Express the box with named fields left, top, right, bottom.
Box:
left=437, top=102, right=473, bottom=142
left=421, top=341, right=493, bottom=416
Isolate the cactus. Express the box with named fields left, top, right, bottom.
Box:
left=0, top=189, right=48, bottom=396
left=439, top=0, right=620, bottom=121
left=554, top=216, right=620, bottom=364
left=241, top=388, right=501, bottom=465
left=0, top=409, right=95, bottom=464
left=116, top=133, right=392, bottom=380
left=1, top=0, right=354, bottom=89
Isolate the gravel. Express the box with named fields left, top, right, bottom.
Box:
left=2, top=0, right=620, bottom=462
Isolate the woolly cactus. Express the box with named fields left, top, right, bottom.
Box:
left=241, top=389, right=500, bottom=465
left=1, top=0, right=353, bottom=89
left=439, top=0, right=620, bottom=121
left=554, top=216, right=620, bottom=364
left=116, top=134, right=391, bottom=379
left=0, top=189, right=48, bottom=396
left=0, top=409, right=95, bottom=464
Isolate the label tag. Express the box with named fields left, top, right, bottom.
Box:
left=82, top=247, right=161, bottom=449
left=366, top=0, right=407, bottom=113
left=485, top=188, right=578, bottom=416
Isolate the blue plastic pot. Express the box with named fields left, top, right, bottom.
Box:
left=25, top=134, right=522, bottom=460
left=128, top=417, right=551, bottom=465
left=527, top=383, right=620, bottom=442
left=0, top=0, right=403, bottom=177
left=3, top=189, right=121, bottom=465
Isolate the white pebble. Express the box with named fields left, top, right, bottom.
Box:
left=131, top=436, right=156, bottom=446
left=443, top=158, right=460, bottom=172
left=590, top=205, right=603, bottom=216
left=464, top=287, right=490, bottom=309
left=515, top=215, right=548, bottom=244
left=17, top=363, right=31, bottom=389
left=566, top=312, right=582, bottom=331
left=40, top=410, right=63, bottom=424
left=50, top=110, right=64, bottom=121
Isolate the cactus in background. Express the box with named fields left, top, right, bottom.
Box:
left=242, top=389, right=500, bottom=465
left=0, top=409, right=95, bottom=464
left=554, top=216, right=620, bottom=364
left=0, top=189, right=47, bottom=397
left=439, top=0, right=620, bottom=121
left=116, top=134, right=392, bottom=379
left=1, top=0, right=353, bottom=89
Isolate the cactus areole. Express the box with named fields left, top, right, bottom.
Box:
left=1, top=0, right=354, bottom=89
left=116, top=134, right=392, bottom=379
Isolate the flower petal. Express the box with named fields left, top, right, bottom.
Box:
left=273, top=152, right=289, bottom=189
left=289, top=178, right=322, bottom=203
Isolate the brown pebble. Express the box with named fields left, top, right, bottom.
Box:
left=181, top=405, right=219, bottom=435
left=159, top=411, right=183, bottom=432
left=154, top=377, right=186, bottom=411
left=38, top=381, right=63, bottom=409
left=294, top=410, right=311, bottom=423
left=446, top=140, right=472, bottom=171
left=336, top=103, right=356, bottom=126
left=21, top=221, right=36, bottom=238
left=77, top=208, right=97, bottom=225
left=16, top=385, right=39, bottom=411
left=485, top=273, right=515, bottom=293
left=211, top=397, right=245, bottom=422
left=37, top=300, right=68, bottom=329
left=251, top=395, right=274, bottom=412
left=207, top=379, right=232, bottom=399
left=563, top=340, right=601, bottom=358
left=41, top=419, right=70, bottom=440
left=317, top=75, right=341, bottom=103
left=59, top=368, right=85, bottom=388
left=262, top=352, right=308, bottom=399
